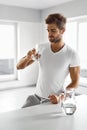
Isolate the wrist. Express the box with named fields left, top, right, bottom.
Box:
left=56, top=95, right=60, bottom=103
left=26, top=53, right=33, bottom=61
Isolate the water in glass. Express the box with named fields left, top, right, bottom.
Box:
left=62, top=89, right=76, bottom=115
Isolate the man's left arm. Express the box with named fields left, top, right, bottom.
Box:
left=48, top=66, right=80, bottom=104
left=66, top=66, right=80, bottom=90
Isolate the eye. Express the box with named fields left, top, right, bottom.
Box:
left=46, top=29, right=49, bottom=32
left=46, top=29, right=57, bottom=33
left=51, top=29, right=56, bottom=32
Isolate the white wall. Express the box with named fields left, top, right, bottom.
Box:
left=0, top=4, right=40, bottom=22
left=17, top=22, right=41, bottom=86
left=41, top=0, right=87, bottom=22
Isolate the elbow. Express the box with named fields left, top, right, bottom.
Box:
left=73, top=80, right=79, bottom=89
left=16, top=64, right=20, bottom=70
left=16, top=64, right=25, bottom=70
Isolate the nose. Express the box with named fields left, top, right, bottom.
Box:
left=48, top=30, right=53, bottom=37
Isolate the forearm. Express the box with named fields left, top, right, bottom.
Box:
left=66, top=80, right=79, bottom=90
left=17, top=48, right=38, bottom=69
left=16, top=56, right=34, bottom=69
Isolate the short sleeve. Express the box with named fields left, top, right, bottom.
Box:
left=70, top=51, right=80, bottom=67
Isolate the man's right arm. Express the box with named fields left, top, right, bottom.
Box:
left=16, top=48, right=36, bottom=69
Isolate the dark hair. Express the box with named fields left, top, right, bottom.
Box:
left=45, top=13, right=67, bottom=29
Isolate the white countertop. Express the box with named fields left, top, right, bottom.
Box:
left=0, top=94, right=87, bottom=130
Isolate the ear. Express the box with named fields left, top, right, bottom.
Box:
left=61, top=28, right=65, bottom=34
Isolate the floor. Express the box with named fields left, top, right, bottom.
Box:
left=0, top=86, right=35, bottom=113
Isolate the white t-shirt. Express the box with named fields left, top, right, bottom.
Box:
left=35, top=43, right=80, bottom=97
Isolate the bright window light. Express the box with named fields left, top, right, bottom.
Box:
left=0, top=22, right=17, bottom=81
left=64, top=22, right=77, bottom=50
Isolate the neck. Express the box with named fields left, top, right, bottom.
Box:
left=51, top=41, right=65, bottom=53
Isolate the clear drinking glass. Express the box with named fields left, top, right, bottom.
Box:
left=32, top=44, right=44, bottom=61
left=62, top=89, right=76, bottom=115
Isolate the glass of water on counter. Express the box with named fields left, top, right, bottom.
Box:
left=62, top=89, right=76, bottom=115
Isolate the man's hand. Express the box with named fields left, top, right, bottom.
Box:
left=16, top=48, right=36, bottom=69
left=48, top=95, right=59, bottom=104
left=27, top=48, right=36, bottom=59
left=27, top=48, right=41, bottom=60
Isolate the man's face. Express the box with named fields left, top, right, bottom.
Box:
left=47, top=23, right=64, bottom=43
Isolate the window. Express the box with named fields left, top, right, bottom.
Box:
left=0, top=21, right=17, bottom=81
left=63, top=16, right=87, bottom=85
left=63, top=22, right=77, bottom=50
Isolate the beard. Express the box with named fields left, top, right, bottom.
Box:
left=49, top=35, right=62, bottom=43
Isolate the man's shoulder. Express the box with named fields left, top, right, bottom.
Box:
left=66, top=45, right=79, bottom=60
left=66, top=44, right=77, bottom=54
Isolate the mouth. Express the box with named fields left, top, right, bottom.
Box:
left=49, top=35, right=54, bottom=38
left=49, top=36, right=54, bottom=39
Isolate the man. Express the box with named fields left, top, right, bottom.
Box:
left=17, top=13, right=80, bottom=108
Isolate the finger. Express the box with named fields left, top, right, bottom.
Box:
left=27, top=50, right=32, bottom=56
left=50, top=95, right=58, bottom=104
left=35, top=53, right=41, bottom=59
left=32, top=48, right=36, bottom=54
left=48, top=95, right=55, bottom=102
